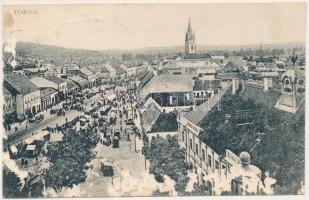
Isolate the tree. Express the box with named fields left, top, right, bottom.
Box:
left=44, top=128, right=99, bottom=192
left=146, top=135, right=190, bottom=193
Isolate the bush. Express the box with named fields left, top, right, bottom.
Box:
left=154, top=173, right=165, bottom=183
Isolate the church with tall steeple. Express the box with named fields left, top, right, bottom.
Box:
left=185, top=17, right=196, bottom=54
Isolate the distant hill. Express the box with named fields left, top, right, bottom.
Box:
left=10, top=41, right=305, bottom=65
left=16, top=41, right=305, bottom=54
left=134, top=42, right=305, bottom=54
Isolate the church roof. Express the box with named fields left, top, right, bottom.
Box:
left=183, top=53, right=211, bottom=60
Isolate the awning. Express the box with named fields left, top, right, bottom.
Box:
left=25, top=130, right=50, bottom=144
left=106, top=93, right=117, bottom=101
left=10, top=145, right=18, bottom=153
left=26, top=145, right=36, bottom=151
left=80, top=118, right=87, bottom=122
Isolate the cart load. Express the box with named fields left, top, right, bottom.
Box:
left=100, top=159, right=114, bottom=176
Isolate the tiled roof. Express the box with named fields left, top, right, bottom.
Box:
left=136, top=71, right=154, bottom=93
left=139, top=74, right=193, bottom=97
left=66, top=79, right=79, bottom=90
left=30, top=77, right=55, bottom=88
left=4, top=74, right=39, bottom=95
left=184, top=53, right=211, bottom=60
left=80, top=67, right=94, bottom=76
left=104, top=64, right=115, bottom=73
left=161, top=62, right=178, bottom=69
left=216, top=72, right=240, bottom=80
left=41, top=87, right=57, bottom=98
left=193, top=79, right=222, bottom=91
left=184, top=85, right=230, bottom=125
left=45, top=76, right=67, bottom=84
left=88, top=65, right=100, bottom=73
left=69, top=76, right=88, bottom=84
left=150, top=112, right=178, bottom=133
left=141, top=103, right=161, bottom=132
left=114, top=65, right=126, bottom=75
left=240, top=83, right=280, bottom=108
left=3, top=87, right=12, bottom=101
left=94, top=64, right=109, bottom=73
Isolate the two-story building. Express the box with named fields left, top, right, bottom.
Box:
left=126, top=65, right=137, bottom=77
left=178, top=81, right=277, bottom=195
left=136, top=62, right=149, bottom=77
left=44, top=76, right=68, bottom=100
left=104, top=64, right=116, bottom=81
left=40, top=87, right=58, bottom=110
left=114, top=65, right=127, bottom=79
left=3, top=86, right=17, bottom=126
left=4, top=74, right=41, bottom=120
left=68, top=76, right=89, bottom=90
left=80, top=67, right=96, bottom=87
left=88, top=65, right=103, bottom=85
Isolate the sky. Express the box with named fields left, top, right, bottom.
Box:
left=3, top=3, right=306, bottom=50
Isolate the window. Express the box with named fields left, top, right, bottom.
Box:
left=298, top=79, right=304, bottom=85
left=190, top=139, right=193, bottom=150
left=182, top=131, right=185, bottom=141
left=215, top=160, right=219, bottom=170
left=202, top=149, right=206, bottom=161
left=195, top=144, right=199, bottom=154
left=208, top=155, right=212, bottom=167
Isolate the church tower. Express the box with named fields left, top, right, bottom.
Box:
left=185, top=17, right=196, bottom=54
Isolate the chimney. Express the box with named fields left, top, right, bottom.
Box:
left=232, top=79, right=239, bottom=94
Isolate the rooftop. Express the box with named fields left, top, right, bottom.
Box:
left=41, top=87, right=58, bottom=98
left=69, top=76, right=88, bottom=84
left=66, top=79, right=79, bottom=89
left=150, top=112, right=178, bottom=133
left=241, top=82, right=280, bottom=108
left=88, top=65, right=100, bottom=73
left=4, top=74, right=39, bottom=95
left=184, top=85, right=230, bottom=125
left=30, top=76, right=55, bottom=88
left=44, top=75, right=67, bottom=84
left=216, top=72, right=240, bottom=80
left=104, top=64, right=116, bottom=73
left=3, top=87, right=12, bottom=101
left=183, top=53, right=211, bottom=60
left=141, top=103, right=161, bottom=132
left=139, top=74, right=193, bottom=97
left=161, top=62, right=178, bottom=69
left=114, top=65, right=126, bottom=75
left=193, top=79, right=221, bottom=91
left=80, top=67, right=94, bottom=76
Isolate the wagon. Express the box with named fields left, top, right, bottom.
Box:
left=100, top=159, right=114, bottom=176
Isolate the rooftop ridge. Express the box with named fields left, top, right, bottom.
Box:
left=184, top=84, right=231, bottom=125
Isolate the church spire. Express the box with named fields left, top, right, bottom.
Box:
left=187, top=16, right=192, bottom=35
left=185, top=16, right=196, bottom=54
